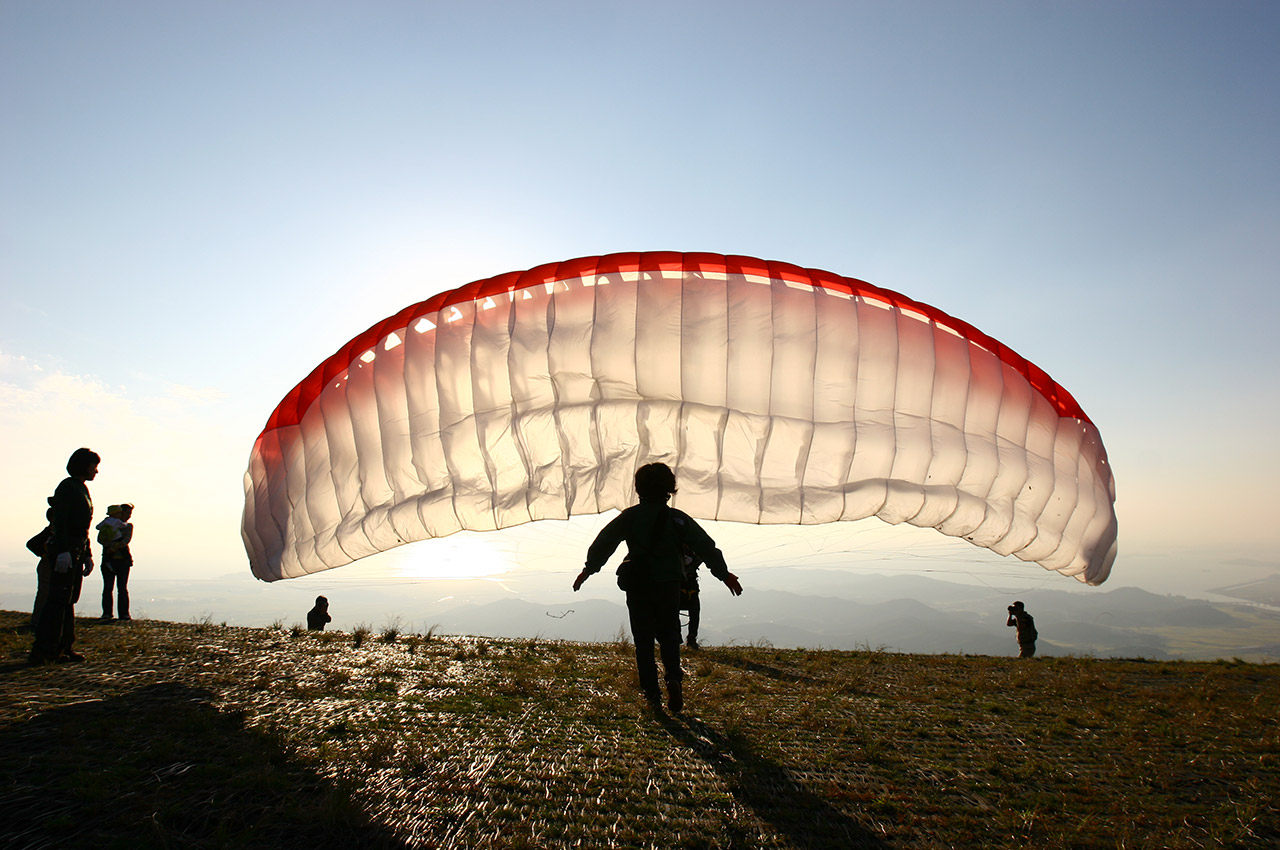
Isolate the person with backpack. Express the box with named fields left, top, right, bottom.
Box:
left=96, top=503, right=134, bottom=620
left=572, top=463, right=743, bottom=712
left=26, top=497, right=55, bottom=628
left=30, top=448, right=100, bottom=665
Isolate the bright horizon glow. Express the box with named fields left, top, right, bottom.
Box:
left=389, top=536, right=515, bottom=581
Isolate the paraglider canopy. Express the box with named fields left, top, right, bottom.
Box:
left=243, top=252, right=1116, bottom=585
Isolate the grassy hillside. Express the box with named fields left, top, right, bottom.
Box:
left=1, top=610, right=1277, bottom=849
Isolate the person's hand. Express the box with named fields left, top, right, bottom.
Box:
left=724, top=572, right=743, bottom=596
left=573, top=568, right=590, bottom=592
left=54, top=552, right=72, bottom=573
left=82, top=560, right=94, bottom=577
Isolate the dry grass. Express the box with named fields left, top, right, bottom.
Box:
left=1, top=609, right=1277, bottom=849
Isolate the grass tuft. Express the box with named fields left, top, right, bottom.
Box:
left=379, top=619, right=401, bottom=644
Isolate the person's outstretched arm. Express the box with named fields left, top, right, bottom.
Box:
left=681, top=514, right=742, bottom=596
left=574, top=512, right=629, bottom=591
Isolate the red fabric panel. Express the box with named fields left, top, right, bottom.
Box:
left=257, top=252, right=1092, bottom=436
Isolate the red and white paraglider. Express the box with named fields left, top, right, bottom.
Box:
left=243, top=252, right=1117, bottom=584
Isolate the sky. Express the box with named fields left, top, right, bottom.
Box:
left=2, top=1, right=1278, bottom=622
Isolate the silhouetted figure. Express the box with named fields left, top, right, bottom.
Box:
left=307, top=595, right=331, bottom=631
left=30, top=448, right=100, bottom=665
left=1007, top=600, right=1038, bottom=658
left=27, top=497, right=55, bottom=628
left=679, top=546, right=703, bottom=650
left=96, top=503, right=134, bottom=620
left=573, top=463, right=743, bottom=712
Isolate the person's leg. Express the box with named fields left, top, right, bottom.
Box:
left=31, top=565, right=47, bottom=627
left=55, top=574, right=86, bottom=658
left=653, top=582, right=684, bottom=711
left=1020, top=641, right=1036, bottom=658
left=686, top=593, right=701, bottom=647
left=116, top=565, right=131, bottom=620
left=58, top=599, right=78, bottom=658
left=626, top=588, right=661, bottom=702
left=101, top=565, right=114, bottom=618
left=31, top=571, right=73, bottom=662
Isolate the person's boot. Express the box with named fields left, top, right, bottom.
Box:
left=667, top=678, right=683, bottom=714
left=685, top=635, right=699, bottom=650
left=639, top=672, right=663, bottom=709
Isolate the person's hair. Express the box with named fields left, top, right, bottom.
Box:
left=315, top=595, right=328, bottom=605
left=634, top=463, right=677, bottom=501
left=66, top=448, right=101, bottom=477
left=1011, top=600, right=1024, bottom=610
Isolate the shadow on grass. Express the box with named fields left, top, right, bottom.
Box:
left=703, top=650, right=822, bottom=684
left=659, top=713, right=887, bottom=849
left=0, top=681, right=405, bottom=850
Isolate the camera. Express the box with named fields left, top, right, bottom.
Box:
left=1007, top=605, right=1016, bottom=613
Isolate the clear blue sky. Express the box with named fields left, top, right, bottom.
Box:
left=2, top=1, right=1277, bottom=603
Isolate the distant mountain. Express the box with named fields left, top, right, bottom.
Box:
left=1212, top=574, right=1280, bottom=606
left=418, top=579, right=1277, bottom=661
left=707, top=592, right=1007, bottom=654
left=434, top=597, right=627, bottom=643
left=4, top=568, right=1275, bottom=661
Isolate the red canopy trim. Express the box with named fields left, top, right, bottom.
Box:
left=258, top=252, right=1090, bottom=438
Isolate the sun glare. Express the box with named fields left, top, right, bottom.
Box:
left=392, top=536, right=515, bottom=580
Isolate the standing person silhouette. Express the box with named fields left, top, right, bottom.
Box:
left=96, top=503, right=134, bottom=620
left=30, top=448, right=100, bottom=664
left=27, top=496, right=55, bottom=628
left=307, top=595, right=331, bottom=631
left=679, top=546, right=704, bottom=650
left=573, top=463, right=742, bottom=712
left=1007, top=601, right=1038, bottom=658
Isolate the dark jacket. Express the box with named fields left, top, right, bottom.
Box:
left=584, top=498, right=729, bottom=585
left=306, top=607, right=331, bottom=630
left=1008, top=610, right=1038, bottom=643
left=48, top=477, right=93, bottom=565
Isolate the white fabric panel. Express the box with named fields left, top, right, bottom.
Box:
left=508, top=289, right=561, bottom=523
left=371, top=335, right=414, bottom=512
left=472, top=297, right=527, bottom=529
left=940, top=339, right=1001, bottom=538
left=725, top=276, right=775, bottom=417
left=244, top=259, right=1118, bottom=585
left=914, top=322, right=968, bottom=529
left=843, top=297, right=897, bottom=520
left=718, top=410, right=770, bottom=518
left=804, top=287, right=859, bottom=523
left=547, top=276, right=600, bottom=517
left=883, top=309, right=936, bottom=524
